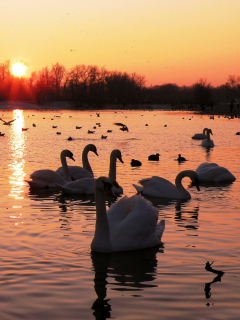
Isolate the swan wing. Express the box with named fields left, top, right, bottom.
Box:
left=197, top=165, right=236, bottom=182
left=56, top=165, right=93, bottom=180
left=30, top=169, right=65, bottom=185
left=138, top=176, right=178, bottom=198
left=107, top=195, right=137, bottom=231
left=109, top=195, right=163, bottom=251
left=56, top=177, right=95, bottom=194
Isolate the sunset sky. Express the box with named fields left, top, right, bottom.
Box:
left=1, top=0, right=240, bottom=87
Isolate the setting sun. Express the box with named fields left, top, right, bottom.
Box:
left=11, top=62, right=27, bottom=77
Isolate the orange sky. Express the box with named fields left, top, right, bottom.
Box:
left=1, top=0, right=240, bottom=87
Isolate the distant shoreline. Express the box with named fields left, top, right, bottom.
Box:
left=0, top=101, right=239, bottom=116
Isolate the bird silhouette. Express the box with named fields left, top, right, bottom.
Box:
left=114, top=122, right=129, bottom=131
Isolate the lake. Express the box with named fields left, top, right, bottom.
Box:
left=0, top=107, right=240, bottom=319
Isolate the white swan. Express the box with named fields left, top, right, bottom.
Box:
left=56, top=144, right=98, bottom=180
left=191, top=128, right=208, bottom=140
left=196, top=162, right=236, bottom=182
left=201, top=129, right=214, bottom=147
left=25, top=149, right=75, bottom=189
left=56, top=149, right=124, bottom=194
left=133, top=170, right=200, bottom=200
left=91, top=176, right=165, bottom=252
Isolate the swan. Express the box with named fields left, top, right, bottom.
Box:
left=201, top=129, right=214, bottom=147
left=56, top=149, right=124, bottom=194
left=91, top=176, right=165, bottom=252
left=56, top=144, right=98, bottom=180
left=25, top=149, right=75, bottom=189
left=133, top=170, right=200, bottom=200
left=191, top=128, right=208, bottom=140
left=196, top=162, right=236, bottom=182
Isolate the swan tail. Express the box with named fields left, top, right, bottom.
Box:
left=156, top=219, right=165, bottom=240
left=132, top=184, right=143, bottom=194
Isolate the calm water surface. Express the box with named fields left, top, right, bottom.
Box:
left=0, top=107, right=240, bottom=319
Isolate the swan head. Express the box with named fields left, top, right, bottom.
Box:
left=111, top=149, right=124, bottom=164
left=191, top=176, right=200, bottom=191
left=208, top=129, right=213, bottom=135
left=61, top=149, right=75, bottom=161
left=86, top=144, right=99, bottom=156
left=95, top=176, right=116, bottom=199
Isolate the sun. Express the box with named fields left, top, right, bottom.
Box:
left=11, top=62, right=27, bottom=77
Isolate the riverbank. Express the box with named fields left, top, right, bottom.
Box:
left=0, top=100, right=239, bottom=116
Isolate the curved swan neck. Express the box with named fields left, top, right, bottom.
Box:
left=82, top=147, right=93, bottom=175
left=175, top=170, right=196, bottom=197
left=60, top=151, right=71, bottom=182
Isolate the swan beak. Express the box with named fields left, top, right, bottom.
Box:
left=103, top=182, right=117, bottom=199
left=119, top=157, right=124, bottom=164
left=95, top=151, right=99, bottom=156
left=71, top=156, right=75, bottom=161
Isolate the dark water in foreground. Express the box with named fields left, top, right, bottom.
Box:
left=0, top=108, right=240, bottom=319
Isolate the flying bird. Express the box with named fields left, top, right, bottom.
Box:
left=114, top=122, right=129, bottom=131
left=0, top=118, right=16, bottom=125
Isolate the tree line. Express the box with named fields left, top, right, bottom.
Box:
left=0, top=60, right=239, bottom=109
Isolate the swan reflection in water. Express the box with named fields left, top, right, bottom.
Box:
left=91, top=246, right=163, bottom=319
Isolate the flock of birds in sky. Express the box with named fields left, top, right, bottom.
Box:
left=0, top=112, right=237, bottom=253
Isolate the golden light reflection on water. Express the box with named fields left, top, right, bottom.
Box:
left=8, top=109, right=26, bottom=201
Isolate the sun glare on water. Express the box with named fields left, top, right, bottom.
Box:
left=11, top=62, right=27, bottom=77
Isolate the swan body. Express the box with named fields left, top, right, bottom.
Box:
left=56, top=149, right=124, bottom=194
left=25, top=150, right=75, bottom=189
left=201, top=129, right=214, bottom=147
left=192, top=128, right=208, bottom=140
left=91, top=176, right=165, bottom=253
left=196, top=162, right=236, bottom=182
left=56, top=144, right=98, bottom=180
left=133, top=170, right=200, bottom=200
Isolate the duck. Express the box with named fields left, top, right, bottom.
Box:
left=101, top=135, right=107, bottom=139
left=56, top=149, right=124, bottom=194
left=56, top=144, right=98, bottom=180
left=91, top=176, right=165, bottom=252
left=0, top=132, right=5, bottom=136
left=131, top=159, right=142, bottom=167
left=177, top=154, right=187, bottom=163
left=25, top=150, right=75, bottom=189
left=148, top=153, right=160, bottom=161
left=133, top=170, right=200, bottom=200
left=191, top=128, right=208, bottom=140
left=196, top=162, right=236, bottom=182
left=201, top=129, right=214, bottom=147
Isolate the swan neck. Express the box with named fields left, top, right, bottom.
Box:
left=108, top=154, right=117, bottom=182
left=82, top=148, right=93, bottom=175
left=175, top=170, right=193, bottom=196
left=93, top=189, right=111, bottom=251
left=60, top=152, right=71, bottom=182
